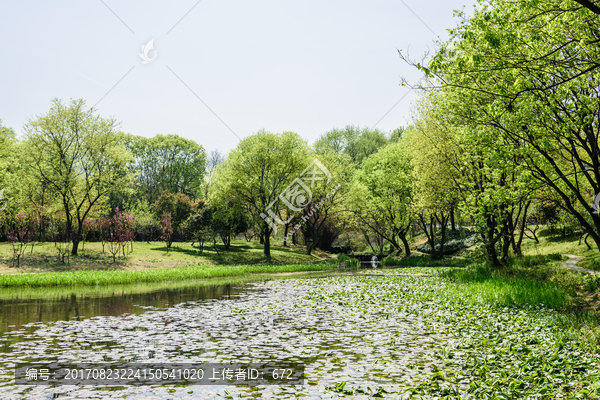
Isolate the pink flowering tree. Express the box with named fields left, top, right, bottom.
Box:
left=116, top=210, right=135, bottom=256
left=96, top=217, right=111, bottom=254
left=50, top=217, right=72, bottom=264
left=160, top=212, right=173, bottom=252
left=105, top=208, right=136, bottom=263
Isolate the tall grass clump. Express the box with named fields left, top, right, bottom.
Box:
left=440, top=259, right=571, bottom=310
left=383, top=254, right=469, bottom=268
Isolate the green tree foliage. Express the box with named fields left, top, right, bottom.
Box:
left=0, top=120, right=16, bottom=188
left=346, top=140, right=413, bottom=256
left=389, top=126, right=405, bottom=143
left=153, top=190, right=195, bottom=236
left=403, top=0, right=600, bottom=251
left=210, top=130, right=310, bottom=257
left=0, top=121, right=20, bottom=217
left=298, top=151, right=351, bottom=255
left=407, top=95, right=533, bottom=264
left=314, top=125, right=388, bottom=166
left=183, top=201, right=215, bottom=253
left=210, top=196, right=249, bottom=250
left=22, top=98, right=133, bottom=256
left=124, top=134, right=207, bottom=204
left=404, top=97, right=465, bottom=260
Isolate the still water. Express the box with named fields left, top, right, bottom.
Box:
left=0, top=282, right=244, bottom=335
left=0, top=271, right=453, bottom=399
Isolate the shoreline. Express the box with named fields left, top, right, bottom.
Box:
left=0, top=262, right=337, bottom=289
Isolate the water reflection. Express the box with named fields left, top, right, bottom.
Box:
left=0, top=282, right=243, bottom=335
left=0, top=270, right=339, bottom=336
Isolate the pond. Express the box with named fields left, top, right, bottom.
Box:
left=0, top=271, right=597, bottom=399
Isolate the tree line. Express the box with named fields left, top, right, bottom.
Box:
left=1, top=0, right=598, bottom=266
left=0, top=98, right=402, bottom=262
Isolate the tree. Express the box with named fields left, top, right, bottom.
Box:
left=184, top=202, right=216, bottom=253
left=405, top=100, right=461, bottom=260
left=402, top=0, right=600, bottom=251
left=160, top=213, right=174, bottom=251
left=406, top=95, right=532, bottom=264
left=389, top=126, right=406, bottom=143
left=5, top=212, right=33, bottom=267
left=211, top=130, right=310, bottom=257
left=314, top=125, right=389, bottom=165
left=22, top=98, right=133, bottom=256
left=202, top=149, right=225, bottom=198
left=346, top=141, right=413, bottom=256
left=210, top=196, right=249, bottom=249
left=297, top=151, right=351, bottom=255
left=153, top=190, right=195, bottom=237
left=105, top=208, right=135, bottom=263
left=0, top=121, right=19, bottom=217
left=124, top=134, right=207, bottom=204
left=0, top=121, right=16, bottom=188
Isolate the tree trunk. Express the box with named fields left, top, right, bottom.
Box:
left=387, top=237, right=402, bottom=255
left=482, top=216, right=501, bottom=267
left=584, top=233, right=592, bottom=250
left=418, top=214, right=437, bottom=260
left=71, top=239, right=80, bottom=256
left=399, top=232, right=411, bottom=257
left=363, top=231, right=377, bottom=253
left=221, top=234, right=231, bottom=250
left=450, top=207, right=456, bottom=231
left=263, top=232, right=271, bottom=258
left=501, top=225, right=511, bottom=265
left=439, top=216, right=447, bottom=257
left=512, top=201, right=530, bottom=257
left=485, top=240, right=500, bottom=267
left=213, top=237, right=221, bottom=256
left=306, top=227, right=319, bottom=255
left=283, top=223, right=289, bottom=247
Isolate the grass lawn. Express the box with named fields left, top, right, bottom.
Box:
left=0, top=239, right=330, bottom=274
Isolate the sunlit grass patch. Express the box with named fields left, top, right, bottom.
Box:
left=440, top=261, right=572, bottom=310
left=0, top=240, right=330, bottom=273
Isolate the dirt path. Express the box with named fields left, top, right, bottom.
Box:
left=562, top=254, right=599, bottom=275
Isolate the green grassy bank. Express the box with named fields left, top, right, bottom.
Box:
left=0, top=262, right=337, bottom=288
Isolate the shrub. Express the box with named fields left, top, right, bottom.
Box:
left=6, top=213, right=33, bottom=267
left=338, top=253, right=359, bottom=268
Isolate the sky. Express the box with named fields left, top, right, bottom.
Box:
left=0, top=0, right=475, bottom=154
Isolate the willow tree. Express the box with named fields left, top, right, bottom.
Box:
left=346, top=141, right=413, bottom=256
left=210, top=130, right=310, bottom=257
left=405, top=110, right=458, bottom=260
left=123, top=133, right=207, bottom=204
left=407, top=94, right=533, bottom=265
left=23, top=98, right=133, bottom=255
left=0, top=121, right=17, bottom=214
left=402, top=0, right=600, bottom=251
left=314, top=125, right=389, bottom=166
left=299, top=150, right=351, bottom=255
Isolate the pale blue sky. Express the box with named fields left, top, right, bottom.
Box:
left=0, top=0, right=474, bottom=154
